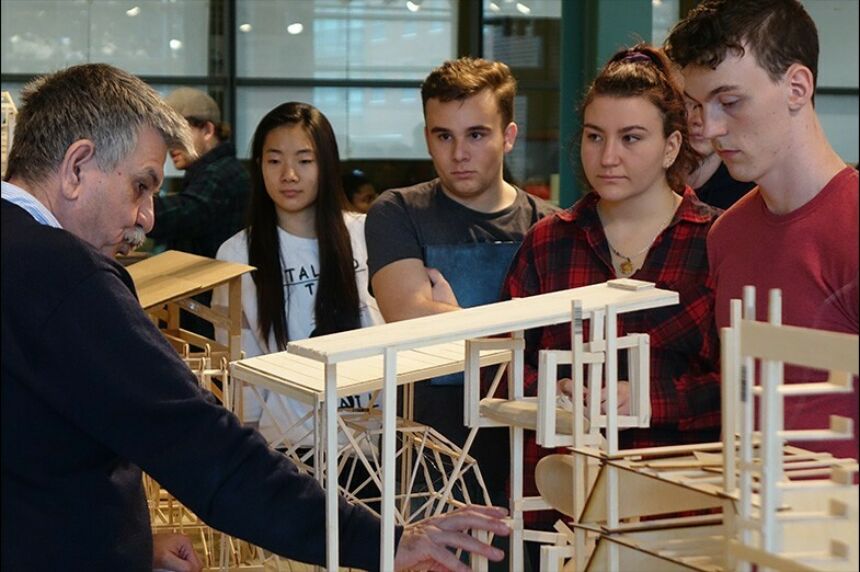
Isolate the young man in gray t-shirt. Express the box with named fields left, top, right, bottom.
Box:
left=365, top=57, right=557, bottom=509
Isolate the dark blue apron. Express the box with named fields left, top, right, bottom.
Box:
left=423, top=241, right=521, bottom=385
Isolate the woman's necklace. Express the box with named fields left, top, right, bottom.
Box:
left=605, top=207, right=677, bottom=277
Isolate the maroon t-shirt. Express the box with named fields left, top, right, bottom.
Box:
left=709, top=167, right=859, bottom=459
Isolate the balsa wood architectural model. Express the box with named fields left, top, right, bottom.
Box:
left=128, top=250, right=253, bottom=357
left=532, top=287, right=858, bottom=572
left=128, top=249, right=253, bottom=407
left=129, top=250, right=261, bottom=570
left=231, top=278, right=679, bottom=571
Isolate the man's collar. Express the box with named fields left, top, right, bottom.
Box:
left=1, top=180, right=63, bottom=229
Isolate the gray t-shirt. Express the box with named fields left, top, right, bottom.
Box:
left=366, top=178, right=559, bottom=278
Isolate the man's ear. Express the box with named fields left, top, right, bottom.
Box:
left=201, top=120, right=217, bottom=141
left=424, top=124, right=431, bottom=153
left=59, top=140, right=97, bottom=200
left=785, top=63, right=814, bottom=112
left=503, top=122, right=518, bottom=154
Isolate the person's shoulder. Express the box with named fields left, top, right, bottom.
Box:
left=342, top=211, right=371, bottom=257
left=342, top=210, right=367, bottom=233
left=829, top=166, right=859, bottom=196
left=717, top=187, right=760, bottom=220
left=681, top=187, right=723, bottom=225
left=379, top=180, right=438, bottom=206
left=367, top=180, right=437, bottom=222
left=384, top=179, right=438, bottom=196
left=707, top=188, right=760, bottom=243
left=216, top=228, right=249, bottom=262
left=815, top=167, right=858, bottom=227
left=523, top=204, right=570, bottom=238
left=3, top=203, right=127, bottom=292
left=3, top=201, right=98, bottom=263
left=513, top=186, right=561, bottom=218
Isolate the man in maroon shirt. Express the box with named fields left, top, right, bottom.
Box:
left=666, top=0, right=859, bottom=459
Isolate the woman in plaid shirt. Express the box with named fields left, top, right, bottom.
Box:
left=500, top=44, right=723, bottom=541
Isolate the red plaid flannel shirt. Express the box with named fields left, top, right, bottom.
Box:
left=499, top=187, right=722, bottom=529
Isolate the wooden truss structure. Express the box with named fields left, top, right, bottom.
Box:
left=128, top=250, right=268, bottom=570
left=235, top=344, right=507, bottom=523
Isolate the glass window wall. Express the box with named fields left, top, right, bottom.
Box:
left=1, top=0, right=210, bottom=77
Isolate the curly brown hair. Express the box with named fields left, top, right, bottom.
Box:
left=664, top=0, right=819, bottom=92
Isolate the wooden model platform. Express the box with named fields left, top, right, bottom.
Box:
left=128, top=249, right=253, bottom=408
left=233, top=340, right=513, bottom=523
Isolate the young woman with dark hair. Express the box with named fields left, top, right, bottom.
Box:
left=499, top=44, right=723, bottom=559
left=213, top=101, right=381, bottom=444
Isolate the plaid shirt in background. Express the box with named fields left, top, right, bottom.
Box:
left=499, top=187, right=722, bottom=529
left=150, top=141, right=250, bottom=259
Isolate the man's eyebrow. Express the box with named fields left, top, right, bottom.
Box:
left=685, top=85, right=741, bottom=102
left=140, top=168, right=159, bottom=187
left=709, top=85, right=742, bottom=97
left=429, top=124, right=492, bottom=134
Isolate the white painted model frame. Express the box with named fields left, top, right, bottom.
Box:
left=234, top=343, right=509, bottom=531
left=471, top=280, right=659, bottom=569
left=723, top=287, right=858, bottom=572
left=532, top=286, right=858, bottom=572
left=266, top=278, right=679, bottom=571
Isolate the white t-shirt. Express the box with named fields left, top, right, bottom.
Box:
left=213, top=211, right=382, bottom=446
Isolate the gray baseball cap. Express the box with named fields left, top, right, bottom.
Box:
left=164, top=87, right=220, bottom=123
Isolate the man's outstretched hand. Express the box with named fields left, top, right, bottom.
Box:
left=152, top=532, right=203, bottom=572
left=394, top=505, right=510, bottom=571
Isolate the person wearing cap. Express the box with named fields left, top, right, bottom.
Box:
left=147, top=86, right=250, bottom=260
left=148, top=87, right=251, bottom=338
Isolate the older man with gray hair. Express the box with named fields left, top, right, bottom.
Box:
left=1, top=63, right=509, bottom=572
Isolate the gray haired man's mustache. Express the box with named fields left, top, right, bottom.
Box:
left=122, top=225, right=147, bottom=251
